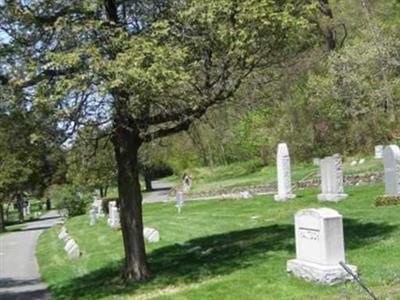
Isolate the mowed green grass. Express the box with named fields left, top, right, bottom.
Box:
left=37, top=183, right=400, bottom=300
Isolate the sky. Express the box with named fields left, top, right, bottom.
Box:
left=0, top=0, right=12, bottom=44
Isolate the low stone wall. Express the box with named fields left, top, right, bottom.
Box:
left=177, top=172, right=384, bottom=200
left=296, top=172, right=384, bottom=189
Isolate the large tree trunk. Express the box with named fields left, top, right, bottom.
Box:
left=112, top=96, right=151, bottom=281
left=0, top=204, right=5, bottom=232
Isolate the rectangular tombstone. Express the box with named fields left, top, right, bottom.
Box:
left=26, top=202, right=31, bottom=215
left=143, top=227, right=160, bottom=243
left=287, top=208, right=356, bottom=285
left=384, top=145, right=400, bottom=196
left=110, top=206, right=120, bottom=229
left=67, top=243, right=80, bottom=260
left=176, top=192, right=185, bottom=208
left=107, top=201, right=117, bottom=226
left=318, top=154, right=348, bottom=202
left=92, top=198, right=104, bottom=218
left=89, top=208, right=96, bottom=226
left=375, top=145, right=384, bottom=159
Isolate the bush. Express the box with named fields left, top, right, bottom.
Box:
left=45, top=185, right=91, bottom=217
left=375, top=196, right=400, bottom=207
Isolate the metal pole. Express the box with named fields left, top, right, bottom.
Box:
left=339, top=261, right=378, bottom=300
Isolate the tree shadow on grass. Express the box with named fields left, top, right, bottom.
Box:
left=50, top=219, right=397, bottom=299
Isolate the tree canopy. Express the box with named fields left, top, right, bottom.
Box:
left=0, top=0, right=316, bottom=279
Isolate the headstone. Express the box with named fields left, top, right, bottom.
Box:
left=64, top=239, right=77, bottom=253
left=176, top=192, right=184, bottom=213
left=383, top=145, right=400, bottom=196
left=240, top=191, right=252, bottom=199
left=274, top=143, right=296, bottom=201
left=107, top=201, right=117, bottom=226
left=318, top=154, right=348, bottom=202
left=358, top=158, right=365, bottom=165
left=350, top=160, right=357, bottom=167
left=89, top=208, right=96, bottom=226
left=62, top=233, right=71, bottom=243
left=58, top=227, right=68, bottom=240
left=23, top=201, right=30, bottom=217
left=92, top=198, right=104, bottom=218
left=67, top=243, right=80, bottom=259
left=375, top=145, right=384, bottom=159
left=109, top=206, right=120, bottom=229
left=143, top=227, right=160, bottom=243
left=287, top=208, right=357, bottom=285
left=313, top=158, right=321, bottom=166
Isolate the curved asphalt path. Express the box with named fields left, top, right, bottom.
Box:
left=0, top=211, right=61, bottom=300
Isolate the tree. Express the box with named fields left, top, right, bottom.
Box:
left=0, top=108, right=39, bottom=223
left=67, top=127, right=116, bottom=197
left=0, top=0, right=314, bottom=279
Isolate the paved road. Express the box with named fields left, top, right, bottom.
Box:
left=143, top=180, right=175, bottom=203
left=0, top=211, right=61, bottom=300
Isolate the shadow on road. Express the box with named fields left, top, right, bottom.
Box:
left=0, top=288, right=51, bottom=300
left=0, top=278, right=43, bottom=289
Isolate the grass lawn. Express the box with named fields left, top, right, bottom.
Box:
left=37, top=183, right=400, bottom=300
left=173, top=157, right=383, bottom=194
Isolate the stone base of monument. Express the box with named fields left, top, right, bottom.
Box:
left=317, top=193, right=348, bottom=202
left=287, top=259, right=357, bottom=285
left=274, top=194, right=296, bottom=201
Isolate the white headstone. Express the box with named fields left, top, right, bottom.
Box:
left=375, top=145, right=384, bottom=159
left=67, top=243, right=80, bottom=260
left=143, top=227, right=160, bottom=243
left=318, top=154, right=348, bottom=202
left=109, top=206, right=120, bottom=229
left=350, top=160, right=357, bottom=167
left=62, top=233, right=71, bottom=243
left=287, top=208, right=357, bottom=285
left=274, top=143, right=296, bottom=201
left=240, top=191, right=252, bottom=199
left=64, top=239, right=77, bottom=253
left=89, top=208, right=96, bottom=226
left=358, top=158, right=365, bottom=165
left=176, top=192, right=184, bottom=213
left=92, top=198, right=104, bottom=218
left=107, top=201, right=117, bottom=226
left=383, top=145, right=400, bottom=196
left=58, top=227, right=68, bottom=240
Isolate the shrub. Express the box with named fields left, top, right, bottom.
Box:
left=45, top=185, right=91, bottom=217
left=375, top=196, right=400, bottom=207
